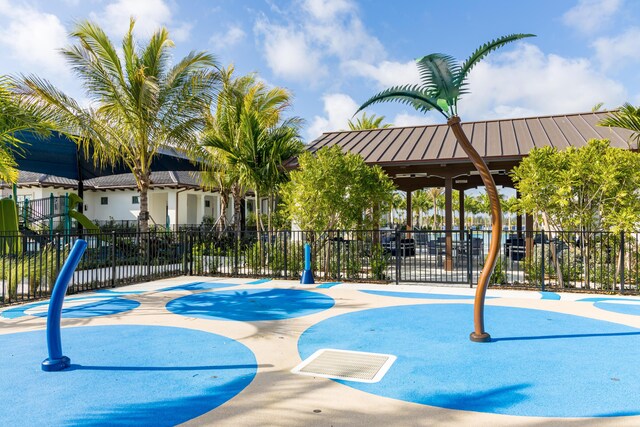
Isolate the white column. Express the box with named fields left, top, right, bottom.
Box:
left=167, top=189, right=177, bottom=228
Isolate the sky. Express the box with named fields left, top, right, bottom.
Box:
left=0, top=0, right=638, bottom=143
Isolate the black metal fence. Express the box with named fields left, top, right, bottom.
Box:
left=1, top=228, right=638, bottom=307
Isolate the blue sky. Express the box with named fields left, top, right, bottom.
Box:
left=0, top=0, right=638, bottom=143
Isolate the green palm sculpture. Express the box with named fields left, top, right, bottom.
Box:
left=358, top=33, right=535, bottom=342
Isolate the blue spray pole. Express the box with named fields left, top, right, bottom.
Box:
left=42, top=239, right=88, bottom=372
left=300, top=243, right=314, bottom=285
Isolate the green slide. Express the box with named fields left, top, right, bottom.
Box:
left=68, top=193, right=99, bottom=231
left=0, top=198, right=21, bottom=254
left=69, top=210, right=99, bottom=231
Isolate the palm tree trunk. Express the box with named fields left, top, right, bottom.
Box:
left=448, top=116, right=502, bottom=342
left=231, top=184, right=242, bottom=232
left=218, top=191, right=228, bottom=231
left=139, top=172, right=150, bottom=233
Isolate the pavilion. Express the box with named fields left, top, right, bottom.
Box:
left=306, top=111, right=635, bottom=269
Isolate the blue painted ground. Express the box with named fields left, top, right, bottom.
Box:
left=298, top=304, right=640, bottom=417
left=360, top=290, right=475, bottom=300
left=1, top=296, right=139, bottom=319
left=539, top=291, right=561, bottom=300
left=247, top=279, right=272, bottom=285
left=159, top=281, right=237, bottom=292
left=94, top=289, right=145, bottom=295
left=0, top=325, right=256, bottom=427
left=316, top=282, right=342, bottom=289
left=577, top=297, right=640, bottom=316
left=594, top=301, right=640, bottom=316
left=167, top=288, right=334, bottom=321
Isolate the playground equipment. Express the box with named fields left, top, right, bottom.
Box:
left=41, top=239, right=87, bottom=371
left=300, top=243, right=314, bottom=285
left=0, top=192, right=98, bottom=242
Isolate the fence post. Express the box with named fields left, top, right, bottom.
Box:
left=181, top=231, right=187, bottom=275
left=49, top=194, right=54, bottom=240
left=146, top=232, right=151, bottom=280
left=336, top=231, right=341, bottom=280
left=467, top=229, right=473, bottom=287
left=541, top=229, right=545, bottom=292
left=234, top=230, right=239, bottom=275
left=395, top=229, right=401, bottom=285
left=189, top=232, right=194, bottom=276
left=620, top=230, right=625, bottom=294
left=111, top=231, right=116, bottom=288
left=283, top=230, right=288, bottom=278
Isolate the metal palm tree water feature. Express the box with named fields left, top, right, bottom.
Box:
left=358, top=33, right=535, bottom=342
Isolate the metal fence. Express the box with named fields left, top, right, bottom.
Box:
left=1, top=228, right=638, bottom=307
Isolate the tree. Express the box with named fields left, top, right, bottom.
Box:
left=203, top=66, right=303, bottom=232
left=412, top=189, right=432, bottom=228
left=357, top=33, right=535, bottom=342
left=18, top=20, right=219, bottom=232
left=427, top=187, right=443, bottom=229
left=347, top=112, right=392, bottom=130
left=0, top=76, right=53, bottom=183
left=281, top=145, right=395, bottom=231
left=599, top=103, right=640, bottom=146
left=512, top=139, right=640, bottom=288
left=389, top=192, right=406, bottom=226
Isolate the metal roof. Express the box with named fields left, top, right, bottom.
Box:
left=306, top=111, right=635, bottom=166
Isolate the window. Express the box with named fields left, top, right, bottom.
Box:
left=101, top=197, right=108, bottom=205
left=132, top=196, right=139, bottom=204
left=204, top=200, right=210, bottom=208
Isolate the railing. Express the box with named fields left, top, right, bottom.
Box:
left=1, top=228, right=639, bottom=307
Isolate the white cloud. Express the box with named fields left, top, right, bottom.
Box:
left=210, top=24, right=246, bottom=52
left=255, top=19, right=326, bottom=82
left=307, top=93, right=359, bottom=140
left=0, top=3, right=68, bottom=76
left=91, top=0, right=191, bottom=41
left=303, top=0, right=354, bottom=20
left=392, top=112, right=438, bottom=127
left=562, top=0, right=622, bottom=33
left=592, top=27, right=640, bottom=70
left=254, top=0, right=384, bottom=83
left=462, top=44, right=626, bottom=120
left=343, top=59, right=420, bottom=88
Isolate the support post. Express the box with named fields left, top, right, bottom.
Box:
left=444, top=177, right=453, bottom=271
left=405, top=190, right=412, bottom=230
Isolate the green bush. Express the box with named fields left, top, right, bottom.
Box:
left=370, top=243, right=391, bottom=280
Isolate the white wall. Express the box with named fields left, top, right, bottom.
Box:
left=83, top=191, right=140, bottom=221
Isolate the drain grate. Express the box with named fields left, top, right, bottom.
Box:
left=292, top=349, right=396, bottom=383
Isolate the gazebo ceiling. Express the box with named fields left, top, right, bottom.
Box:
left=305, top=111, right=635, bottom=191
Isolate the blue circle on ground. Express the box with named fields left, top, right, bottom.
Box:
left=594, top=301, right=640, bottom=316
left=159, top=282, right=237, bottom=292
left=298, top=304, right=640, bottom=417
left=1, top=296, right=139, bottom=319
left=166, top=288, right=334, bottom=321
left=0, top=325, right=256, bottom=427
left=360, top=290, right=475, bottom=300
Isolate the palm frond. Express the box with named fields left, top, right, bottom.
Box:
left=598, top=103, right=640, bottom=146
left=416, top=53, right=460, bottom=109
left=457, top=33, right=535, bottom=86
left=356, top=84, right=445, bottom=118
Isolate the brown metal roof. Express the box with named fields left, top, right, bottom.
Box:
left=305, top=111, right=636, bottom=167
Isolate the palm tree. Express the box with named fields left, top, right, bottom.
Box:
left=347, top=112, right=392, bottom=130
left=427, top=187, right=443, bottom=229
left=412, top=189, right=431, bottom=228
left=0, top=76, right=52, bottom=183
left=203, top=66, right=303, bottom=233
left=390, top=192, right=406, bottom=226
left=357, top=33, right=535, bottom=342
left=599, top=103, right=640, bottom=146
left=18, top=19, right=219, bottom=232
